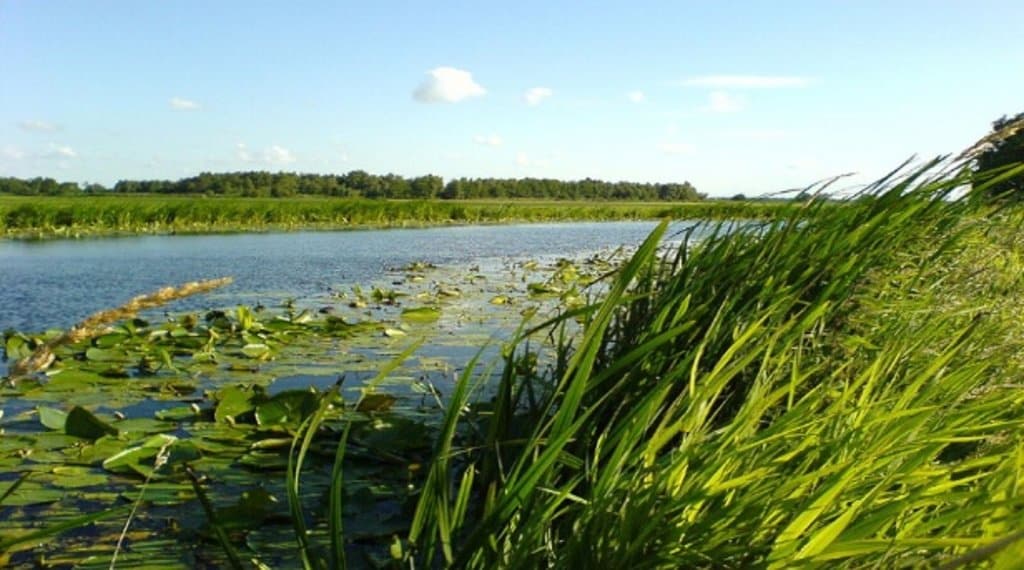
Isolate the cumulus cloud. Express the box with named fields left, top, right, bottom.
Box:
left=627, top=90, right=646, bottom=104
left=47, top=144, right=78, bottom=159
left=413, top=67, right=486, bottom=103
left=237, top=143, right=296, bottom=165
left=169, top=97, right=201, bottom=110
left=523, top=87, right=553, bottom=106
left=263, top=145, right=296, bottom=164
left=659, top=142, right=696, bottom=156
left=18, top=120, right=60, bottom=132
left=473, top=134, right=503, bottom=147
left=682, top=75, right=811, bottom=89
left=707, top=91, right=744, bottom=113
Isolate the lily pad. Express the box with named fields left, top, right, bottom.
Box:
left=254, top=390, right=318, bottom=426
left=37, top=406, right=68, bottom=431
left=85, top=347, right=129, bottom=363
left=65, top=406, right=118, bottom=440
left=401, top=307, right=441, bottom=323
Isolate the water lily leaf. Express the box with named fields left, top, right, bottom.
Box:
left=241, top=343, right=271, bottom=359
left=93, top=332, right=129, bottom=349
left=401, top=307, right=441, bottom=323
left=103, top=434, right=199, bottom=477
left=37, top=406, right=68, bottom=431
left=84, top=347, right=128, bottom=362
left=103, top=434, right=177, bottom=473
left=356, top=393, right=397, bottom=413
left=254, top=390, right=318, bottom=426
left=4, top=333, right=33, bottom=360
left=489, top=295, right=510, bottom=305
left=0, top=480, right=64, bottom=506
left=65, top=406, right=119, bottom=440
left=42, top=466, right=110, bottom=488
left=216, top=386, right=257, bottom=424
left=383, top=328, right=407, bottom=338
left=155, top=406, right=200, bottom=422
left=527, top=282, right=562, bottom=296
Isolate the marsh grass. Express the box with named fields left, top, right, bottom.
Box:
left=391, top=158, right=1024, bottom=568
left=0, top=195, right=793, bottom=239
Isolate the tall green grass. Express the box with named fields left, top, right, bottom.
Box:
left=0, top=194, right=794, bottom=239
left=391, top=159, right=1024, bottom=568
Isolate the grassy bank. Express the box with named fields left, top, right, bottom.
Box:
left=0, top=194, right=794, bottom=239
left=398, top=161, right=1024, bottom=567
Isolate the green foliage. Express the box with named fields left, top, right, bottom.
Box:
left=0, top=194, right=793, bottom=238
left=2, top=170, right=703, bottom=201
left=405, top=159, right=1024, bottom=567
left=975, top=111, right=1024, bottom=198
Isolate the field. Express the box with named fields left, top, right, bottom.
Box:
left=0, top=194, right=794, bottom=239
left=3, top=160, right=1024, bottom=568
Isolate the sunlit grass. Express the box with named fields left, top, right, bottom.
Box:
left=0, top=194, right=794, bottom=239
left=396, top=159, right=1024, bottom=568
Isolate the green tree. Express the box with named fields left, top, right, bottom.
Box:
left=975, top=111, right=1024, bottom=198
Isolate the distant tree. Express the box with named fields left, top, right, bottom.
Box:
left=731, top=193, right=746, bottom=201
left=974, top=111, right=1024, bottom=198
left=409, top=175, right=443, bottom=199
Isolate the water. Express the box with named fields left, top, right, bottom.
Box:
left=0, top=221, right=696, bottom=333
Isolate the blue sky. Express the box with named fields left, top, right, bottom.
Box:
left=1, top=1, right=1022, bottom=196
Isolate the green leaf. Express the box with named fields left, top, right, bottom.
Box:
left=401, top=306, right=442, bottom=323
left=255, top=390, right=318, bottom=426
left=241, top=343, right=271, bottom=359
left=37, top=406, right=68, bottom=430
left=215, top=386, right=257, bottom=424
left=84, top=346, right=128, bottom=362
left=65, top=406, right=118, bottom=440
left=356, top=392, right=397, bottom=412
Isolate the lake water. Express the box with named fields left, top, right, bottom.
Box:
left=0, top=221, right=701, bottom=333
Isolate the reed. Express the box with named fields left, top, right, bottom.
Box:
left=397, top=157, right=1024, bottom=568
left=0, top=195, right=795, bottom=239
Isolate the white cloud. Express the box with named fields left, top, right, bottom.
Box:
left=473, top=134, right=503, bottom=147
left=236, top=143, right=296, bottom=165
left=2, top=145, right=26, bottom=160
left=707, top=91, right=744, bottom=113
left=516, top=151, right=530, bottom=166
left=169, top=97, right=201, bottom=111
left=682, top=75, right=811, bottom=89
left=263, top=145, right=296, bottom=165
left=47, top=144, right=77, bottom=159
left=413, top=67, right=486, bottom=103
left=659, top=142, right=696, bottom=156
left=627, top=90, right=646, bottom=104
left=18, top=120, right=59, bottom=132
left=523, top=87, right=553, bottom=106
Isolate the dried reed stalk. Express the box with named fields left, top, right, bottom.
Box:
left=7, top=277, right=232, bottom=379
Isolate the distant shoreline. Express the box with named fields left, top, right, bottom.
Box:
left=0, top=195, right=794, bottom=240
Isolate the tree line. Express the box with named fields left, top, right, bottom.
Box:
left=0, top=171, right=703, bottom=201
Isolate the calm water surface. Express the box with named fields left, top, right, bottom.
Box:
left=0, top=221, right=698, bottom=333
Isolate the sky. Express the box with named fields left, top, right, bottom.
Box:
left=1, top=1, right=1022, bottom=197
